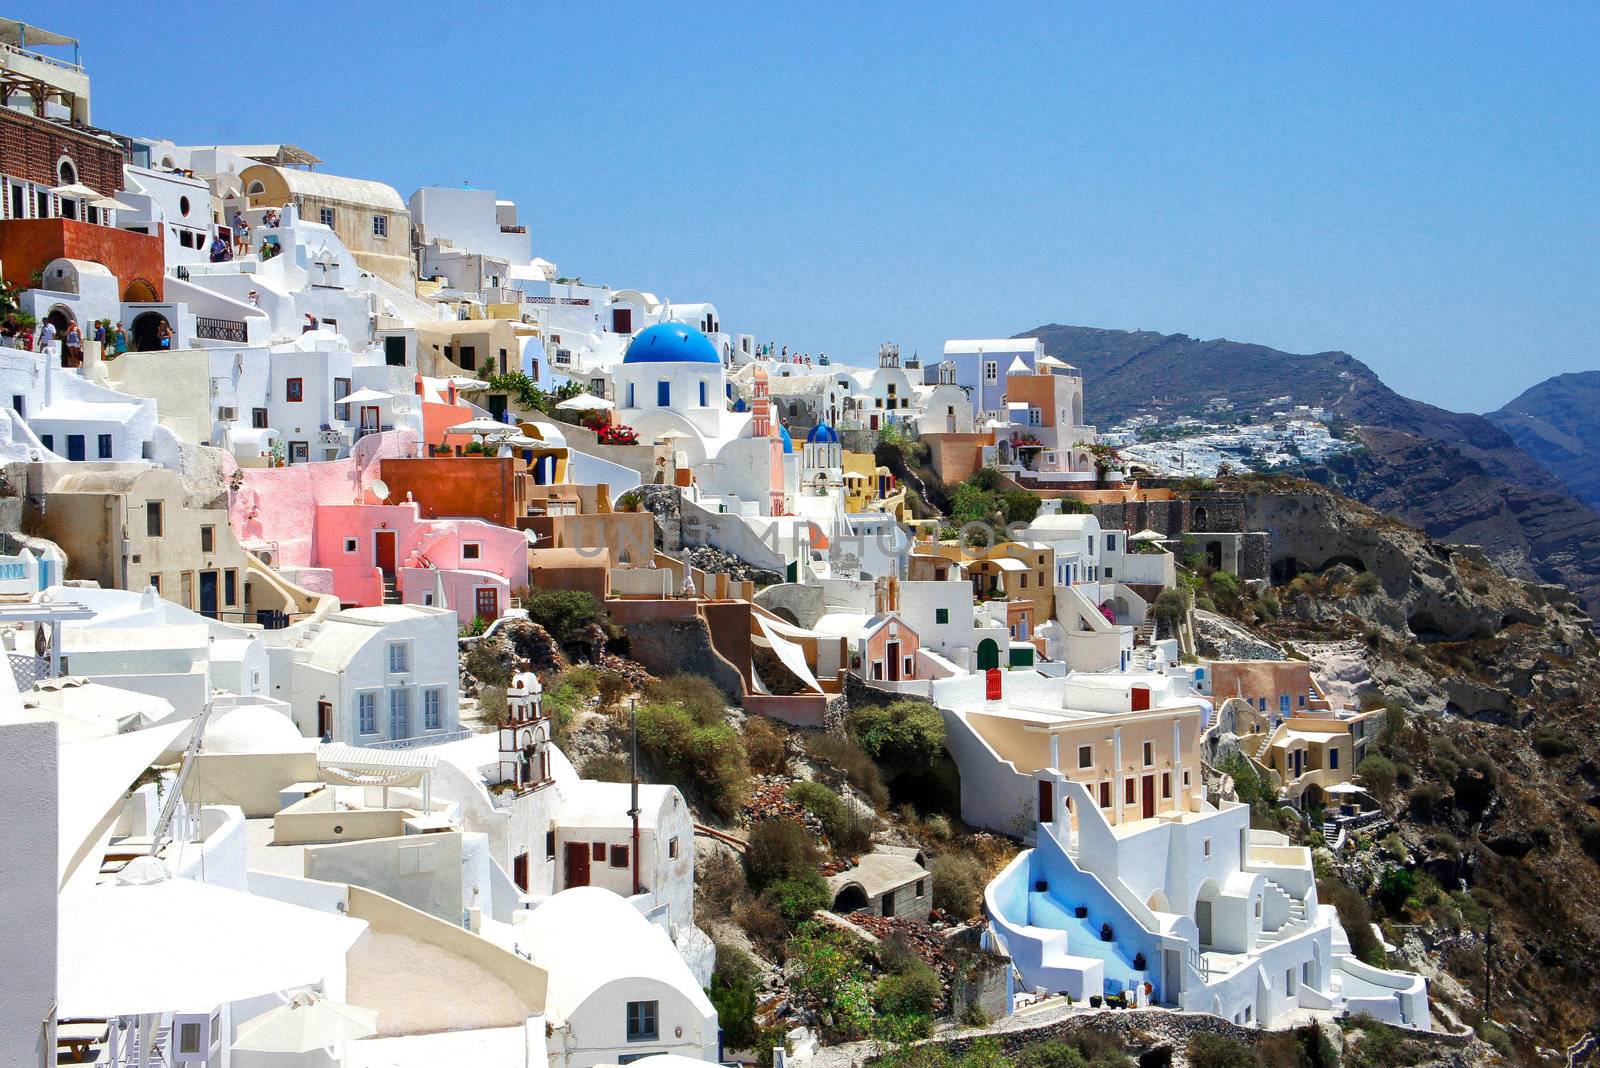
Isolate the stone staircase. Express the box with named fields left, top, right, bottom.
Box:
left=382, top=576, right=401, bottom=605
left=1256, top=877, right=1309, bottom=943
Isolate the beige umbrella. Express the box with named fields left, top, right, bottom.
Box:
left=50, top=182, right=103, bottom=199
left=1128, top=529, right=1165, bottom=543
left=654, top=430, right=690, bottom=442
left=555, top=393, right=614, bottom=411
left=446, top=418, right=516, bottom=436
left=233, top=990, right=378, bottom=1054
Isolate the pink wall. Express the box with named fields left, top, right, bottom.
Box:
left=308, top=502, right=529, bottom=612
left=229, top=430, right=415, bottom=568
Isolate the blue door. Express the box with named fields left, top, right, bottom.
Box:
left=389, top=689, right=410, bottom=740
left=66, top=435, right=86, bottom=461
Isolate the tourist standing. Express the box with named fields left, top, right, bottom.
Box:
left=113, top=322, right=128, bottom=354
left=63, top=322, right=83, bottom=367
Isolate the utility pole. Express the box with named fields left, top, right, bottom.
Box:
left=629, top=697, right=641, bottom=897
left=1483, top=909, right=1494, bottom=1025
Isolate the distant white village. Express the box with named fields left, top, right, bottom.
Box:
left=0, top=17, right=1433, bottom=1068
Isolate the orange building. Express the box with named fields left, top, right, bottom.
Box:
left=0, top=217, right=165, bottom=301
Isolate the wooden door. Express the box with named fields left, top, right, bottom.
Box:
left=513, top=851, right=530, bottom=892
left=374, top=530, right=397, bottom=574
left=1131, top=685, right=1151, bottom=712
left=563, top=841, right=589, bottom=888
left=1142, top=775, right=1156, bottom=819
left=199, top=570, right=219, bottom=618
left=886, top=642, right=901, bottom=681
left=1037, top=779, right=1053, bottom=824
left=316, top=701, right=332, bottom=739
left=612, top=308, right=632, bottom=334
left=475, top=587, right=499, bottom=621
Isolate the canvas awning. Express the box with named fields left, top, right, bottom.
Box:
left=56, top=721, right=190, bottom=889
left=336, top=387, right=393, bottom=405
left=753, top=614, right=825, bottom=694
left=0, top=19, right=78, bottom=47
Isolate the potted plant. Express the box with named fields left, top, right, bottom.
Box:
left=1088, top=995, right=1102, bottom=1009
left=1074, top=905, right=1088, bottom=919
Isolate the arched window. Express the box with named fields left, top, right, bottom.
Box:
left=246, top=180, right=266, bottom=196
left=178, top=196, right=191, bottom=217
left=57, top=158, right=78, bottom=186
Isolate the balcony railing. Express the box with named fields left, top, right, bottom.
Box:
left=196, top=317, right=248, bottom=343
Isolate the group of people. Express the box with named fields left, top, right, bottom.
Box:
left=0, top=316, right=145, bottom=361
left=222, top=209, right=281, bottom=260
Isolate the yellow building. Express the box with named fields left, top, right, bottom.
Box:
left=841, top=450, right=909, bottom=520
left=239, top=164, right=413, bottom=288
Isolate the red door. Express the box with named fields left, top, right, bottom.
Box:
left=475, top=587, right=499, bottom=620
left=1131, top=685, right=1151, bottom=712
left=1142, top=775, right=1156, bottom=819
left=985, top=668, right=1002, bottom=701
left=374, top=530, right=397, bottom=575
left=563, top=841, right=590, bottom=888
left=612, top=308, right=632, bottom=334
left=316, top=701, right=332, bottom=739
left=1037, top=779, right=1053, bottom=823
left=886, top=641, right=901, bottom=681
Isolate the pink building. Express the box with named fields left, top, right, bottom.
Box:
left=229, top=431, right=531, bottom=624
left=309, top=503, right=530, bottom=623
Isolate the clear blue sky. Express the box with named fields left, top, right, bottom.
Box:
left=31, top=1, right=1599, bottom=412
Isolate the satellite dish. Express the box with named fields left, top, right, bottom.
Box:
left=370, top=479, right=390, bottom=503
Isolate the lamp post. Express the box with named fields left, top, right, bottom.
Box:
left=628, top=696, right=641, bottom=897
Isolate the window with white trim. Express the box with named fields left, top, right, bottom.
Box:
left=424, top=687, right=443, bottom=730
left=358, top=692, right=377, bottom=734
left=388, top=641, right=410, bottom=673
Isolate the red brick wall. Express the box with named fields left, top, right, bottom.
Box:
left=0, top=218, right=164, bottom=300
left=0, top=111, right=125, bottom=193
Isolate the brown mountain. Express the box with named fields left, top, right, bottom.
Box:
left=1016, top=325, right=1600, bottom=619
left=1485, top=370, right=1600, bottom=511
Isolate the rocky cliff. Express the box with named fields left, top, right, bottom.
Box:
left=1213, top=478, right=1600, bottom=1063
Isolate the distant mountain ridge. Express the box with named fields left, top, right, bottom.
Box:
left=1485, top=370, right=1600, bottom=511
left=1015, top=324, right=1600, bottom=619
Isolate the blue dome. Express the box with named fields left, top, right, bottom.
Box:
left=622, top=323, right=720, bottom=365
left=778, top=423, right=795, bottom=454
left=806, top=422, right=840, bottom=445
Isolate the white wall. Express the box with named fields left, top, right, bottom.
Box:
left=0, top=719, right=57, bottom=1067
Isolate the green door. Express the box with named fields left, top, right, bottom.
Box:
left=976, top=638, right=1000, bottom=670
left=1009, top=645, right=1035, bottom=668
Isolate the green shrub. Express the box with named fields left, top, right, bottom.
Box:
left=762, top=873, right=831, bottom=925
left=1014, top=1040, right=1088, bottom=1068
left=1320, top=877, right=1385, bottom=966
left=786, top=922, right=873, bottom=1039
left=1353, top=571, right=1382, bottom=595
left=636, top=701, right=748, bottom=820
left=579, top=753, right=631, bottom=782
left=1186, top=1034, right=1256, bottom=1068
left=808, top=733, right=889, bottom=808
left=1531, top=724, right=1572, bottom=758
left=931, top=853, right=985, bottom=918
left=846, top=699, right=947, bottom=770
left=744, top=818, right=821, bottom=892
left=875, top=963, right=939, bottom=1020
left=523, top=589, right=606, bottom=643
left=644, top=673, right=729, bottom=727
left=1375, top=866, right=1417, bottom=912
left=1355, top=754, right=1397, bottom=799
left=463, top=634, right=515, bottom=688
left=477, top=685, right=508, bottom=724
left=789, top=780, right=875, bottom=855
left=709, top=946, right=761, bottom=1051
left=745, top=716, right=789, bottom=775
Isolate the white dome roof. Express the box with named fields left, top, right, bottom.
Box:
left=203, top=704, right=312, bottom=755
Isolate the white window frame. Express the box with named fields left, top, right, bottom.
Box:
left=424, top=687, right=443, bottom=730
left=387, top=641, right=410, bottom=673
left=318, top=206, right=336, bottom=227
left=372, top=213, right=388, bottom=238
left=462, top=542, right=482, bottom=561
left=983, top=360, right=998, bottom=383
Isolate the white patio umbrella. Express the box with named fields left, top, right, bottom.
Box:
left=1128, top=529, right=1166, bottom=543
left=654, top=430, right=690, bottom=442
left=444, top=375, right=487, bottom=392
left=555, top=393, right=614, bottom=411
left=90, top=195, right=139, bottom=212
left=496, top=434, right=542, bottom=448
left=50, top=182, right=103, bottom=199
left=336, top=387, right=393, bottom=405
left=232, top=990, right=378, bottom=1055
left=446, top=418, right=516, bottom=436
